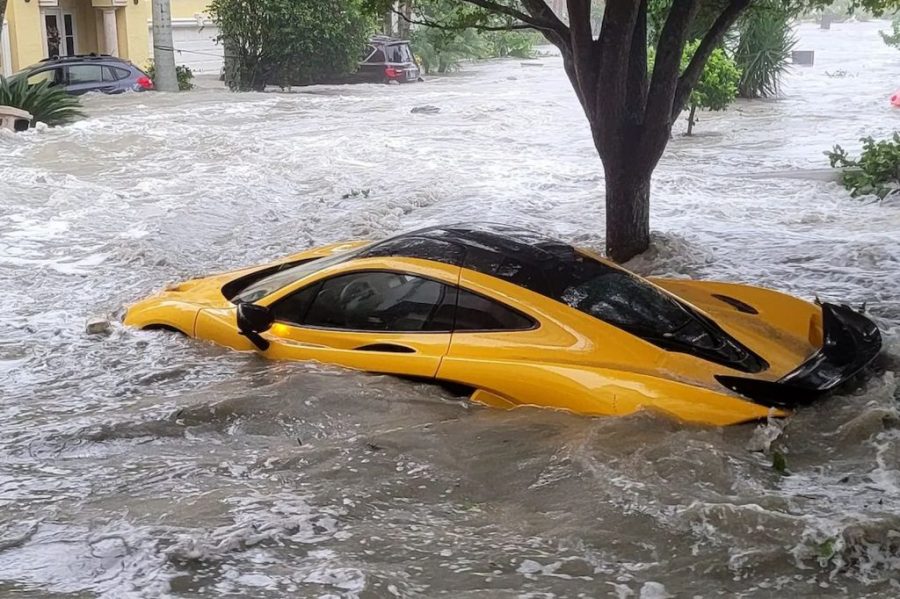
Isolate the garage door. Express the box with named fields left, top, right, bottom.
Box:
left=149, top=18, right=222, bottom=74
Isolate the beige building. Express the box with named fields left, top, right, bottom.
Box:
left=1, top=0, right=221, bottom=77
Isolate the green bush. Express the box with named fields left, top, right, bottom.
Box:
left=145, top=61, right=195, bottom=91
left=827, top=134, right=900, bottom=199
left=0, top=74, right=83, bottom=127
left=684, top=41, right=741, bottom=135
left=649, top=41, right=741, bottom=136
left=209, top=0, right=372, bottom=91
left=880, top=16, right=900, bottom=49
left=481, top=30, right=540, bottom=59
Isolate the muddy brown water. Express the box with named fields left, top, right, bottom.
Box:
left=1, top=21, right=899, bottom=598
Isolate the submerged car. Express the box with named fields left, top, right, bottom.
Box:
left=124, top=225, right=881, bottom=426
left=17, top=54, right=153, bottom=95
left=354, top=36, right=421, bottom=84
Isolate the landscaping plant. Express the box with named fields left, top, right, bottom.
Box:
left=734, top=2, right=798, bottom=98
left=649, top=41, right=741, bottom=136
left=881, top=15, right=900, bottom=48
left=827, top=134, right=900, bottom=199
left=209, top=0, right=373, bottom=91
left=0, top=75, right=83, bottom=127
left=146, top=62, right=195, bottom=91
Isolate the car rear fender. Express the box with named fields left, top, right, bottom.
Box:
left=438, top=358, right=783, bottom=426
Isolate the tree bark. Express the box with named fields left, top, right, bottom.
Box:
left=383, top=9, right=394, bottom=36
left=398, top=1, right=412, bottom=39
left=457, top=0, right=752, bottom=262
left=686, top=103, right=697, bottom=136
left=604, top=167, right=651, bottom=263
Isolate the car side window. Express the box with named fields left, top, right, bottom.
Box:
left=27, top=68, right=63, bottom=86
left=271, top=282, right=321, bottom=325
left=301, top=272, right=451, bottom=332
left=67, top=64, right=104, bottom=84
left=103, top=66, right=130, bottom=81
left=454, top=289, right=535, bottom=331
left=360, top=45, right=377, bottom=62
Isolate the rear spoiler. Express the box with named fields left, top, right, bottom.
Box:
left=716, top=303, right=881, bottom=409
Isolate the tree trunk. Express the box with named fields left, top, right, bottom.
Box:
left=398, top=1, right=412, bottom=39
left=604, top=166, right=651, bottom=263
left=494, top=0, right=751, bottom=261
left=383, top=9, right=394, bottom=37
left=686, top=103, right=697, bottom=136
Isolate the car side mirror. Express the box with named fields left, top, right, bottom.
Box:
left=236, top=302, right=274, bottom=351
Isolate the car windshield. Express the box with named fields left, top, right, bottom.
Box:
left=559, top=265, right=694, bottom=337
left=232, top=248, right=363, bottom=304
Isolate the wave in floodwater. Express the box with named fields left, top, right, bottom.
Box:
left=1, top=20, right=899, bottom=598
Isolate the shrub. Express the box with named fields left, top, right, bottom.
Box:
left=881, top=16, right=900, bottom=49
left=0, top=75, right=83, bottom=127
left=481, top=30, right=539, bottom=59
left=684, top=41, right=741, bottom=136
left=209, top=0, right=372, bottom=91
left=649, top=41, right=741, bottom=136
left=734, top=3, right=797, bottom=98
left=145, top=62, right=195, bottom=91
left=826, top=134, right=900, bottom=199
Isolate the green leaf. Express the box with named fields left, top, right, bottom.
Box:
left=0, top=75, right=84, bottom=127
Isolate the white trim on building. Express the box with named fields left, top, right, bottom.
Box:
left=1, top=21, right=12, bottom=76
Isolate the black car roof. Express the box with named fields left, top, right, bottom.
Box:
left=40, top=53, right=125, bottom=63
left=28, top=54, right=131, bottom=71
left=358, top=224, right=589, bottom=297
left=369, top=35, right=411, bottom=46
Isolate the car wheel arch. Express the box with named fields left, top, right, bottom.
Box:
left=142, top=323, right=188, bottom=336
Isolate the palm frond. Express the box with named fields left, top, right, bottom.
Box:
left=0, top=75, right=84, bottom=127
left=734, top=7, right=797, bottom=99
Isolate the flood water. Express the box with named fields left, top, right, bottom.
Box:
left=1, top=20, right=899, bottom=598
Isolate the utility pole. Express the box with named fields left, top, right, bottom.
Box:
left=151, top=0, right=178, bottom=92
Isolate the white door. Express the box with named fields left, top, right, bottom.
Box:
left=41, top=9, right=77, bottom=58
left=150, top=19, right=222, bottom=73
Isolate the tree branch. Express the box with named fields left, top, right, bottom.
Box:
left=391, top=7, right=532, bottom=32
left=566, top=0, right=598, bottom=113
left=520, top=0, right=570, bottom=42
left=593, top=0, right=642, bottom=141
left=455, top=0, right=571, bottom=55
left=672, top=0, right=751, bottom=117
left=625, top=0, right=649, bottom=122
left=644, top=0, right=699, bottom=132
left=459, top=0, right=555, bottom=30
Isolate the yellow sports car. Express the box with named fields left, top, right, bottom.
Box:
left=125, top=225, right=881, bottom=426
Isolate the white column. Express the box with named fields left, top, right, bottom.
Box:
left=0, top=21, right=12, bottom=76
left=102, top=9, right=119, bottom=56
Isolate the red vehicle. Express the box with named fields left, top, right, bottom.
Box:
left=355, top=36, right=421, bottom=84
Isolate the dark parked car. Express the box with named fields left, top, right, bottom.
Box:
left=355, top=36, right=421, bottom=84
left=16, top=54, right=154, bottom=95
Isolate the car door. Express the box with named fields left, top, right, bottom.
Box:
left=26, top=67, right=65, bottom=88
left=65, top=63, right=105, bottom=95
left=434, top=279, right=625, bottom=413
left=262, top=270, right=457, bottom=378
